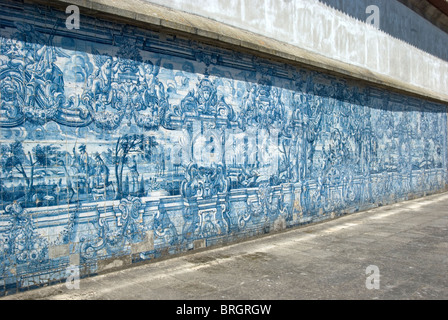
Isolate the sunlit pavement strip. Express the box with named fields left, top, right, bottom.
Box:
left=3, top=191, right=448, bottom=300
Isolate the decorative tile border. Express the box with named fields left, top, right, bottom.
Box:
left=0, top=0, right=447, bottom=295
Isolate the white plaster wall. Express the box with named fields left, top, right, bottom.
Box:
left=144, top=0, right=448, bottom=97
left=320, top=0, right=448, bottom=60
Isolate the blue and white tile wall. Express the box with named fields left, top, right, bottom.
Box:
left=0, top=1, right=447, bottom=295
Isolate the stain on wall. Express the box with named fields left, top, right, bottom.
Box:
left=0, top=1, right=447, bottom=295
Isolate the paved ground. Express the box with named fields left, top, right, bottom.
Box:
left=2, top=192, right=448, bottom=300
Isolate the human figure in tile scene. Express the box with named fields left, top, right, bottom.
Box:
left=93, top=153, right=108, bottom=187
left=91, top=153, right=114, bottom=200
left=127, top=155, right=139, bottom=194
left=73, top=144, right=92, bottom=194
left=91, top=56, right=117, bottom=103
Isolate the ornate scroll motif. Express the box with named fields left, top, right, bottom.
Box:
left=239, top=78, right=285, bottom=131
left=0, top=23, right=87, bottom=128
left=154, top=207, right=178, bottom=246
left=177, top=76, right=235, bottom=122
left=1, top=1, right=448, bottom=296
left=180, top=163, right=229, bottom=199
left=195, top=208, right=221, bottom=238
left=80, top=196, right=143, bottom=260
left=229, top=200, right=251, bottom=230
left=0, top=202, right=48, bottom=274
left=117, top=196, right=143, bottom=231
left=246, top=183, right=279, bottom=219
left=0, top=24, right=170, bottom=131
left=81, top=47, right=169, bottom=131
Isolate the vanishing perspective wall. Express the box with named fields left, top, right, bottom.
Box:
left=0, top=1, right=447, bottom=294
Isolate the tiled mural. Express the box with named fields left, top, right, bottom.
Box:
left=0, top=1, right=447, bottom=294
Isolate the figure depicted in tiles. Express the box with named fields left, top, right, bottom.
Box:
left=127, top=155, right=139, bottom=195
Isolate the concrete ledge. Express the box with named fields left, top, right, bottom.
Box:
left=25, top=0, right=448, bottom=105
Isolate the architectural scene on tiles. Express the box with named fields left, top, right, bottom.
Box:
left=0, top=1, right=447, bottom=293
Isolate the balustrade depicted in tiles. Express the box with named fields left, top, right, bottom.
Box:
left=0, top=1, right=446, bottom=295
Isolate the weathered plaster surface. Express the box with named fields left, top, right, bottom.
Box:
left=0, top=0, right=447, bottom=295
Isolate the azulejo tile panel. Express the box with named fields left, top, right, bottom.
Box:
left=0, top=1, right=447, bottom=294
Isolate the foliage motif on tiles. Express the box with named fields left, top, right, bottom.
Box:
left=0, top=3, right=447, bottom=293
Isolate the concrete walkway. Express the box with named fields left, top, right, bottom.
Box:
left=3, top=192, right=448, bottom=300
